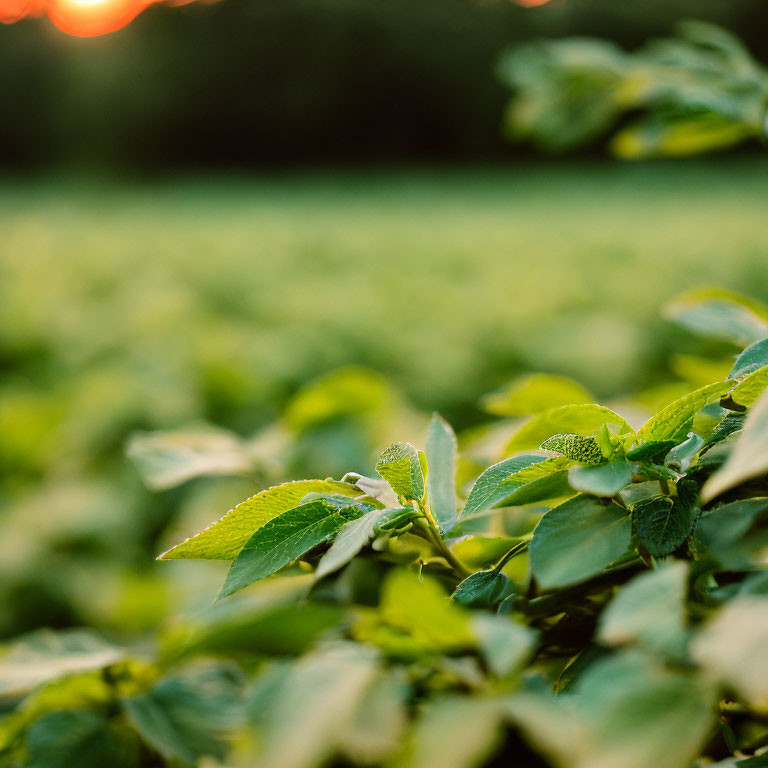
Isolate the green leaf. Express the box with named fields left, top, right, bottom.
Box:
left=122, top=664, right=243, bottom=766
left=462, top=455, right=547, bottom=518
left=701, top=389, right=768, bottom=502
left=675, top=476, right=699, bottom=512
left=693, top=597, right=768, bottom=709
left=541, top=433, right=604, bottom=464
left=611, top=113, right=752, bottom=160
left=284, top=366, right=393, bottom=432
left=664, top=288, right=768, bottom=347
left=530, top=495, right=631, bottom=589
left=25, top=710, right=138, bottom=768
left=626, top=440, right=676, bottom=463
left=509, top=651, right=715, bottom=768
left=730, top=337, right=768, bottom=378
left=219, top=501, right=364, bottom=598
left=505, top=404, right=633, bottom=454
left=127, top=426, right=252, bottom=490
left=165, top=594, right=345, bottom=658
left=496, top=463, right=574, bottom=507
left=568, top=462, right=633, bottom=497
left=373, top=506, right=423, bottom=533
left=633, top=463, right=679, bottom=483
left=695, top=498, right=768, bottom=570
left=248, top=644, right=379, bottom=768
left=664, top=432, right=704, bottom=471
left=701, top=412, right=745, bottom=452
left=632, top=496, right=696, bottom=557
left=315, top=508, right=384, bottom=579
left=598, top=561, right=688, bottom=656
left=337, top=673, right=407, bottom=765
left=473, top=614, right=538, bottom=677
left=637, top=380, right=734, bottom=442
left=460, top=458, right=574, bottom=527
left=426, top=414, right=459, bottom=532
left=399, top=696, right=504, bottom=768
left=482, top=373, right=592, bottom=417
left=451, top=570, right=515, bottom=608
left=0, top=630, right=125, bottom=699
left=159, top=479, right=360, bottom=560
left=375, top=442, right=425, bottom=501
left=452, top=536, right=526, bottom=569
left=730, top=363, right=768, bottom=409
left=380, top=569, right=474, bottom=651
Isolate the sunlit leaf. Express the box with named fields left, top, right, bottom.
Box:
left=219, top=500, right=365, bottom=598
left=426, top=414, right=459, bottom=532
left=505, top=404, right=632, bottom=455
left=380, top=569, right=474, bottom=651
left=482, top=374, right=592, bottom=417
left=283, top=366, right=393, bottom=432
left=337, top=673, right=407, bottom=765
left=730, top=338, right=768, bottom=378
left=159, top=479, right=359, bottom=560
left=730, top=363, right=768, bottom=409
left=693, top=597, right=768, bottom=709
left=462, top=455, right=547, bottom=518
left=375, top=442, right=425, bottom=502
left=701, top=389, right=768, bottom=502
left=399, top=696, right=504, bottom=768
left=664, top=288, right=768, bottom=347
left=248, top=644, right=379, bottom=768
left=637, top=380, right=733, bottom=442
left=127, top=426, right=253, bottom=490
left=0, top=630, right=125, bottom=700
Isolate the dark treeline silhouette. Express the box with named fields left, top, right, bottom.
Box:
left=2, top=0, right=767, bottom=170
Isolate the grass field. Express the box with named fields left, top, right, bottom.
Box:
left=2, top=158, right=768, bottom=634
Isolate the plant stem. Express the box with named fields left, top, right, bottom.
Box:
left=492, top=539, right=530, bottom=573
left=412, top=516, right=472, bottom=580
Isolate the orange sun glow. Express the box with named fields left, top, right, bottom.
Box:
left=0, top=0, right=207, bottom=36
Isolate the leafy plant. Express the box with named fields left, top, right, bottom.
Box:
left=138, top=289, right=768, bottom=767
left=498, top=21, right=768, bottom=158
left=4, top=289, right=768, bottom=768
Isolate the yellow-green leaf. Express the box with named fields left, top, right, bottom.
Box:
left=375, top=442, right=425, bottom=501
left=637, top=381, right=733, bottom=442
left=701, top=389, right=768, bottom=503
left=482, top=374, right=592, bottom=417
left=505, top=405, right=632, bottom=455
left=159, top=479, right=359, bottom=560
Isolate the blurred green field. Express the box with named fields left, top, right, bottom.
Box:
left=2, top=159, right=768, bottom=637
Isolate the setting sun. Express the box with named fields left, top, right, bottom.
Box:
left=46, top=0, right=148, bottom=35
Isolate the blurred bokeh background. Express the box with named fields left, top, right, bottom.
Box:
left=2, top=0, right=768, bottom=641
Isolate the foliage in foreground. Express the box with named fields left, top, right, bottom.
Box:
left=3, top=288, right=768, bottom=768
left=499, top=21, right=768, bottom=159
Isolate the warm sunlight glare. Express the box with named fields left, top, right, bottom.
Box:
left=0, top=0, right=216, bottom=35
left=46, top=0, right=147, bottom=36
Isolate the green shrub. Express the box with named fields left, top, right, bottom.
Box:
left=3, top=288, right=768, bottom=767
left=499, top=21, right=768, bottom=158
